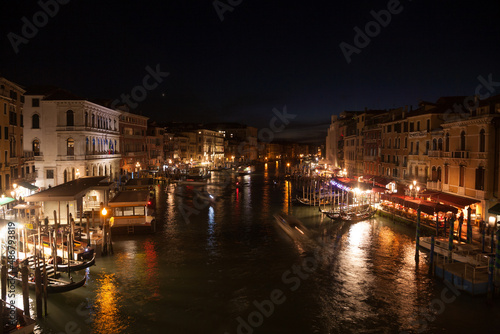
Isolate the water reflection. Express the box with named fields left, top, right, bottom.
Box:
left=143, top=239, right=160, bottom=300
left=92, top=273, right=128, bottom=334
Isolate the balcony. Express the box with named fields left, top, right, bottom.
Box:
left=471, top=152, right=488, bottom=160
left=475, top=190, right=486, bottom=200
left=428, top=150, right=443, bottom=158
left=85, top=153, right=121, bottom=160
left=453, top=151, right=469, bottom=159
left=58, top=155, right=76, bottom=161
left=442, top=151, right=452, bottom=158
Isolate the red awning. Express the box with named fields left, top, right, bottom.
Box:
left=371, top=186, right=387, bottom=193
left=429, top=192, right=479, bottom=208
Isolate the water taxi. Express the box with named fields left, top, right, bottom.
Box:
left=108, top=190, right=155, bottom=234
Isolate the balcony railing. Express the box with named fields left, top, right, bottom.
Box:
left=453, top=151, right=469, bottom=159
left=428, top=150, right=443, bottom=158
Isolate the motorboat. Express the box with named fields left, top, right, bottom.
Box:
left=237, top=165, right=255, bottom=175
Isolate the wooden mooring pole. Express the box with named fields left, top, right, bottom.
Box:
left=21, top=264, right=30, bottom=318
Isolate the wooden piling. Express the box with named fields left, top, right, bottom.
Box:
left=35, top=265, right=42, bottom=318
left=429, top=236, right=435, bottom=276
left=108, top=221, right=114, bottom=255
left=86, top=215, right=90, bottom=246
left=21, top=264, right=30, bottom=318
left=67, top=233, right=71, bottom=278
left=1, top=258, right=7, bottom=301
left=42, top=259, right=48, bottom=316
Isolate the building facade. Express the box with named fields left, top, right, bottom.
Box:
left=0, top=77, right=27, bottom=196
left=119, top=110, right=148, bottom=175
left=23, top=87, right=122, bottom=189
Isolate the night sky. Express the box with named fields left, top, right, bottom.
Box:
left=1, top=0, right=500, bottom=143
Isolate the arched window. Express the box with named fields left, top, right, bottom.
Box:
left=66, top=110, right=74, bottom=126
left=32, top=139, right=40, bottom=156
left=67, top=138, right=74, bottom=156
left=9, top=137, right=16, bottom=157
left=72, top=167, right=75, bottom=180
left=92, top=138, right=95, bottom=153
left=437, top=166, right=442, bottom=182
left=92, top=114, right=95, bottom=127
left=438, top=138, right=443, bottom=151
left=32, top=114, right=40, bottom=129
left=460, top=131, right=466, bottom=151
left=459, top=165, right=465, bottom=187
left=86, top=137, right=89, bottom=153
left=431, top=166, right=437, bottom=181
left=445, top=133, right=450, bottom=152
left=475, top=167, right=485, bottom=190
left=85, top=112, right=88, bottom=127
left=64, top=169, right=68, bottom=183
left=432, top=139, right=437, bottom=151
left=479, top=129, right=485, bottom=152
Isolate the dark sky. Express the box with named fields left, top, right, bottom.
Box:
left=1, top=0, right=500, bottom=143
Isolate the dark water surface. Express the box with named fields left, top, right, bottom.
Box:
left=18, top=164, right=500, bottom=333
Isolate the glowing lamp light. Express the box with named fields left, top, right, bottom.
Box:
left=489, top=216, right=497, bottom=226
left=101, top=207, right=107, bottom=216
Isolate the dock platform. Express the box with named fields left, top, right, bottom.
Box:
left=435, top=259, right=490, bottom=296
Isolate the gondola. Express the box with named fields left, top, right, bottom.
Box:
left=56, top=253, right=96, bottom=271
left=9, top=272, right=87, bottom=294
left=295, top=196, right=331, bottom=206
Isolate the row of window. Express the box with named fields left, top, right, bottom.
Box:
left=30, top=110, right=118, bottom=130
left=376, top=130, right=486, bottom=153
left=376, top=165, right=485, bottom=190
left=31, top=137, right=119, bottom=156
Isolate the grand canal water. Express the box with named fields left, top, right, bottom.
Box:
left=16, top=163, right=500, bottom=333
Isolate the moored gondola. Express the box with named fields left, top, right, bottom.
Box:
left=9, top=272, right=87, bottom=294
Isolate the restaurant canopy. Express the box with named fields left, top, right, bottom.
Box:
left=488, top=203, right=500, bottom=215
left=17, top=181, right=39, bottom=191
left=381, top=193, right=458, bottom=215
left=0, top=197, right=16, bottom=206
left=427, top=192, right=479, bottom=208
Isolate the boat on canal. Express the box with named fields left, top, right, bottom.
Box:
left=9, top=272, right=87, bottom=294
left=419, top=237, right=490, bottom=266
left=108, top=189, right=156, bottom=234
left=236, top=165, right=255, bottom=175
left=187, top=166, right=211, bottom=180
left=1, top=299, right=36, bottom=333
left=321, top=205, right=375, bottom=222
left=8, top=257, right=88, bottom=294
left=273, top=213, right=317, bottom=246
left=295, top=196, right=331, bottom=206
